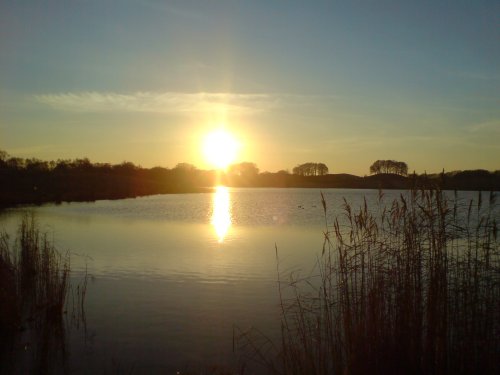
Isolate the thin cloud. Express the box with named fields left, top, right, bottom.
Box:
left=466, top=120, right=500, bottom=134
left=34, top=91, right=339, bottom=114
left=34, top=91, right=279, bottom=114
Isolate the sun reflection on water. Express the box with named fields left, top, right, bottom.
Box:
left=211, top=186, right=231, bottom=243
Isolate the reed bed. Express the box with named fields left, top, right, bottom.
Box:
left=238, top=189, right=499, bottom=375
left=0, top=213, right=86, bottom=374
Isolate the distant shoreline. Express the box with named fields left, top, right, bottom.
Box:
left=2, top=152, right=499, bottom=208
left=1, top=171, right=498, bottom=208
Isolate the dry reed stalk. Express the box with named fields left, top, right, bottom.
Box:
left=0, top=213, right=87, bottom=374
left=236, top=188, right=499, bottom=375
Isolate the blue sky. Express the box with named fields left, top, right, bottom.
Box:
left=1, top=0, right=499, bottom=174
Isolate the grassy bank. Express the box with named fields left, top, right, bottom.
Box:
left=238, top=189, right=499, bottom=375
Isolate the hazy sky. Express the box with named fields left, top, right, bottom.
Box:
left=1, top=0, right=499, bottom=174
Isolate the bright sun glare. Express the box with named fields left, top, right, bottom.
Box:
left=211, top=186, right=231, bottom=243
left=203, top=129, right=239, bottom=170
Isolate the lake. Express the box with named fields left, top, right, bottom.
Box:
left=0, top=188, right=494, bottom=373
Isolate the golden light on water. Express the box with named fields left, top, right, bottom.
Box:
left=203, top=129, right=239, bottom=170
left=211, top=186, right=231, bottom=243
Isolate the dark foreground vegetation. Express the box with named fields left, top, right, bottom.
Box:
left=0, top=215, right=86, bottom=374
left=0, top=150, right=499, bottom=207
left=237, top=189, right=499, bottom=375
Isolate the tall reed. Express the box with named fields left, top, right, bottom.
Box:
left=0, top=213, right=85, bottom=374
left=239, top=189, right=499, bottom=375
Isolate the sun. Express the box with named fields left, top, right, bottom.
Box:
left=203, top=129, right=239, bottom=170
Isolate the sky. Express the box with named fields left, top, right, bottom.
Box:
left=1, top=0, right=499, bottom=175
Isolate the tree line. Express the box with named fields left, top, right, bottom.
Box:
left=0, top=151, right=213, bottom=206
left=0, top=150, right=498, bottom=206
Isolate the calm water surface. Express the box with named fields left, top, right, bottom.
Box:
left=0, top=188, right=493, bottom=373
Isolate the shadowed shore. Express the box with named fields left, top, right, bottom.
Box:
left=1, top=153, right=498, bottom=207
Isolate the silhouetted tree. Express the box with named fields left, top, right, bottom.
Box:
left=395, top=161, right=408, bottom=176
left=25, top=158, right=49, bottom=172
left=0, top=150, right=497, bottom=207
left=0, top=150, right=8, bottom=162
left=276, top=169, right=290, bottom=175
left=0, top=150, right=10, bottom=170
left=72, top=158, right=93, bottom=171
left=229, top=162, right=259, bottom=177
left=174, top=162, right=197, bottom=172
left=370, top=160, right=408, bottom=176
left=317, top=163, right=329, bottom=176
left=6, top=157, right=25, bottom=169
left=112, top=161, right=138, bottom=175
left=293, top=162, right=329, bottom=176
